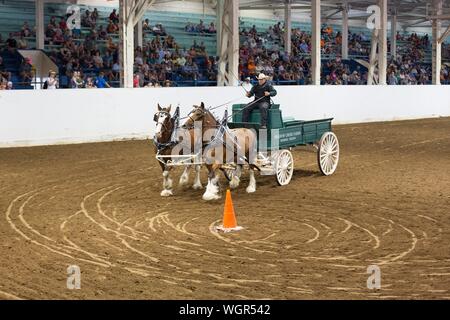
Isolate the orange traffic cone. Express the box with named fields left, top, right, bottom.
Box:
left=216, top=190, right=243, bottom=232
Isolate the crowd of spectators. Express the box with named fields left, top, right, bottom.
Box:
left=1, top=5, right=450, bottom=89
left=239, top=23, right=307, bottom=83
left=238, top=22, right=371, bottom=84
left=185, top=20, right=216, bottom=34
left=131, top=36, right=217, bottom=87
left=386, top=32, right=432, bottom=85
left=323, top=57, right=367, bottom=85
left=43, top=9, right=218, bottom=88
left=143, top=18, right=166, bottom=36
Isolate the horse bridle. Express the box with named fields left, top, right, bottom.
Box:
left=183, top=107, right=207, bottom=130
left=154, top=111, right=172, bottom=133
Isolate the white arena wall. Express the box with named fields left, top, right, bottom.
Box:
left=0, top=86, right=449, bottom=148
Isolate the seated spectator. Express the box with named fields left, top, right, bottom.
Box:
left=49, top=16, right=57, bottom=27
left=109, top=9, right=119, bottom=24
left=133, top=74, right=140, bottom=87
left=89, top=27, right=99, bottom=40
left=94, top=71, right=111, bottom=88
left=83, top=54, right=95, bottom=69
left=93, top=51, right=104, bottom=69
left=85, top=77, right=96, bottom=88
left=17, top=35, right=28, bottom=49
left=196, top=20, right=205, bottom=33
left=71, top=71, right=84, bottom=88
left=208, top=22, right=216, bottom=34
left=111, top=61, right=120, bottom=79
left=152, top=23, right=165, bottom=36
left=107, top=37, right=118, bottom=52
left=21, top=21, right=32, bottom=37
left=59, top=17, right=67, bottom=31
left=82, top=10, right=95, bottom=28
left=6, top=33, right=17, bottom=52
left=60, top=46, right=72, bottom=61
left=53, top=28, right=65, bottom=45
left=143, top=19, right=151, bottom=30
left=103, top=51, right=113, bottom=69
left=107, top=21, right=119, bottom=34
left=91, top=8, right=99, bottom=22
left=44, top=70, right=59, bottom=89
left=19, top=57, right=34, bottom=85
left=185, top=21, right=195, bottom=33
left=299, top=40, right=309, bottom=53
left=46, top=23, right=56, bottom=39
left=84, top=35, right=96, bottom=52
left=0, top=56, right=11, bottom=82
left=98, top=25, right=108, bottom=40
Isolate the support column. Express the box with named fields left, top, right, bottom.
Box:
left=134, top=20, right=143, bottom=48
left=230, top=0, right=239, bottom=85
left=378, top=0, right=388, bottom=85
left=119, top=0, right=134, bottom=88
left=216, top=0, right=222, bottom=57
left=36, top=0, right=45, bottom=50
left=119, top=0, right=155, bottom=88
left=217, top=0, right=239, bottom=86
left=284, top=0, right=292, bottom=55
left=368, top=28, right=379, bottom=85
left=311, top=0, right=321, bottom=85
left=341, top=2, right=348, bottom=59
left=391, top=12, right=397, bottom=60
left=432, top=0, right=443, bottom=85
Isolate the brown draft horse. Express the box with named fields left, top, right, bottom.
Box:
left=183, top=102, right=258, bottom=201
left=153, top=104, right=202, bottom=196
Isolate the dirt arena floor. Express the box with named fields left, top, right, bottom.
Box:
left=0, top=117, right=449, bottom=300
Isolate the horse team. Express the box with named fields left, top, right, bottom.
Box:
left=153, top=103, right=258, bottom=201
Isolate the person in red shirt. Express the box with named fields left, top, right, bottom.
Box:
left=59, top=18, right=67, bottom=31
left=133, top=74, right=140, bottom=88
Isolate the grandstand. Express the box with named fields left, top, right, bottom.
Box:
left=0, top=0, right=449, bottom=89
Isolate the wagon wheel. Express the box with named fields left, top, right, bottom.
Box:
left=317, top=132, right=339, bottom=176
left=275, top=150, right=294, bottom=186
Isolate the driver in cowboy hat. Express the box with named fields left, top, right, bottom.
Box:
left=243, top=73, right=277, bottom=129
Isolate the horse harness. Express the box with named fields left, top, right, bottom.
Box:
left=153, top=107, right=180, bottom=152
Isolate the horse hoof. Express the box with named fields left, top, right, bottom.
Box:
left=246, top=186, right=256, bottom=193
left=192, top=183, right=203, bottom=190
left=202, top=192, right=220, bottom=201
left=160, top=189, right=173, bottom=197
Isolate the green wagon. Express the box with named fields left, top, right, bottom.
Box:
left=227, top=104, right=340, bottom=185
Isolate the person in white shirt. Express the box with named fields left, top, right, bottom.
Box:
left=45, top=70, right=59, bottom=89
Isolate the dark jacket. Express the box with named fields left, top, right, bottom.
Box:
left=248, top=81, right=277, bottom=104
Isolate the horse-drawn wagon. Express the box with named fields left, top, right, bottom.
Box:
left=226, top=103, right=340, bottom=186
left=153, top=101, right=339, bottom=199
